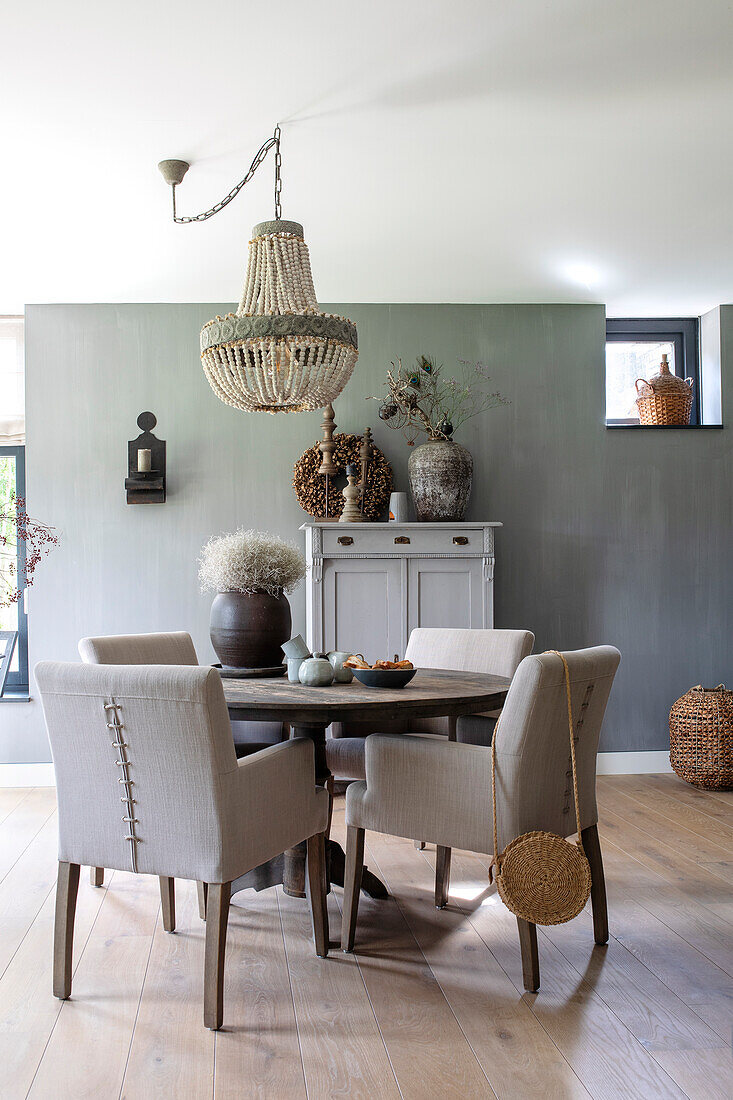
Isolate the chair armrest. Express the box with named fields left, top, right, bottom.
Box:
left=220, top=737, right=329, bottom=879
left=345, top=734, right=492, bottom=854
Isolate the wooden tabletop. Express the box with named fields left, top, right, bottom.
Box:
left=222, top=667, right=510, bottom=725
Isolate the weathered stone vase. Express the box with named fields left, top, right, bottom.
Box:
left=408, top=438, right=473, bottom=522
left=209, top=589, right=291, bottom=670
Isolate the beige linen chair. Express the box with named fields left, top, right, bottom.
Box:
left=341, top=646, right=621, bottom=993
left=327, top=627, right=534, bottom=900
left=327, top=627, right=535, bottom=779
left=79, top=630, right=288, bottom=898
left=36, top=661, right=330, bottom=1030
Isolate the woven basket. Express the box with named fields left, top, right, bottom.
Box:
left=669, top=685, right=733, bottom=789
left=635, top=354, right=693, bottom=425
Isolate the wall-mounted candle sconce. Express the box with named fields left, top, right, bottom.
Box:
left=126, top=412, right=166, bottom=504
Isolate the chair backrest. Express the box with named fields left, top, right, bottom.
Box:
left=493, top=646, right=620, bottom=845
left=78, top=631, right=198, bottom=666
left=405, top=628, right=535, bottom=677
left=36, top=661, right=238, bottom=882
left=405, top=628, right=535, bottom=735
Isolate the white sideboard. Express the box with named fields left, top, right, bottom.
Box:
left=301, top=521, right=501, bottom=659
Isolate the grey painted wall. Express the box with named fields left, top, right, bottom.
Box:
left=3, top=303, right=731, bottom=762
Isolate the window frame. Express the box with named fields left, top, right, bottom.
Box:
left=0, top=444, right=29, bottom=693
left=605, top=317, right=701, bottom=426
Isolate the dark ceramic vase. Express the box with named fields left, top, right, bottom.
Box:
left=408, top=438, right=473, bottom=522
left=209, top=590, right=291, bottom=670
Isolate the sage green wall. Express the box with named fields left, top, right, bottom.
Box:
left=3, top=303, right=731, bottom=762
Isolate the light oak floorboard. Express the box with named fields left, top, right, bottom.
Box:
left=26, top=871, right=160, bottom=1100
left=444, top=847, right=689, bottom=1100
left=0, top=811, right=59, bottom=978
left=597, top=806, right=732, bottom=911
left=214, top=887, right=307, bottom=1100
left=357, top=823, right=590, bottom=1099
left=0, top=779, right=731, bottom=1099
left=338, top=838, right=497, bottom=1098
left=277, top=885, right=402, bottom=1099
left=0, top=870, right=112, bottom=1100
left=596, top=784, right=733, bottom=870
left=600, top=775, right=733, bottom=847
left=0, top=786, right=33, bottom=825
left=652, top=1048, right=733, bottom=1100
left=119, top=879, right=215, bottom=1099
left=0, top=787, right=56, bottom=884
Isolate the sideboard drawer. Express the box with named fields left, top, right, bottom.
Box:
left=321, top=526, right=486, bottom=556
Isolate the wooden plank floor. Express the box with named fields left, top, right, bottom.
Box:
left=0, top=776, right=731, bottom=1099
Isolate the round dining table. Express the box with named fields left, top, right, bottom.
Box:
left=222, top=668, right=510, bottom=901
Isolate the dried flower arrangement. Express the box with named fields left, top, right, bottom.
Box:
left=374, top=355, right=508, bottom=445
left=198, top=529, right=306, bottom=596
left=0, top=496, right=59, bottom=609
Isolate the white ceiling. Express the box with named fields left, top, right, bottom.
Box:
left=3, top=0, right=733, bottom=315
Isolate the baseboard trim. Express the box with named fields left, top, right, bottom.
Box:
left=597, top=750, right=671, bottom=775
left=0, top=763, right=56, bottom=786
left=0, top=752, right=672, bottom=787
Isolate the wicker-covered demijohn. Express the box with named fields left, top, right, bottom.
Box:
left=669, top=684, right=733, bottom=789
left=635, top=354, right=693, bottom=425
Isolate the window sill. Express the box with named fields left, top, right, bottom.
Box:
left=0, top=690, right=31, bottom=702
left=606, top=424, right=724, bottom=430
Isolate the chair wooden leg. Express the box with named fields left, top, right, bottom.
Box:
left=197, top=881, right=208, bottom=921
left=341, top=825, right=365, bottom=952
left=90, top=866, right=104, bottom=887
left=306, top=832, right=329, bottom=958
left=582, top=823, right=609, bottom=945
left=53, top=862, right=80, bottom=999
left=435, top=845, right=452, bottom=909
left=160, top=876, right=175, bottom=933
left=517, top=917, right=540, bottom=992
left=203, top=882, right=231, bottom=1030
left=414, top=840, right=426, bottom=850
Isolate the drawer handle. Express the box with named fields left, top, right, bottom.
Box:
left=394, top=536, right=411, bottom=545
left=337, top=536, right=354, bottom=546
left=453, top=536, right=469, bottom=545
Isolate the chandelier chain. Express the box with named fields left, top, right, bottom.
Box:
left=172, top=125, right=282, bottom=224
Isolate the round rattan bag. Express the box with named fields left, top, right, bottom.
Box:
left=489, top=652, right=592, bottom=926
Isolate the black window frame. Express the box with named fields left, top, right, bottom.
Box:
left=0, top=445, right=29, bottom=693
left=605, top=317, right=700, bottom=426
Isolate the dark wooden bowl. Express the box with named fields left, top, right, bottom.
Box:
left=351, top=667, right=417, bottom=689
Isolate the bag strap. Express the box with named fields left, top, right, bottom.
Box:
left=490, top=650, right=583, bottom=881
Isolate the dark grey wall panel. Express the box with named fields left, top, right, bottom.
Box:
left=5, top=302, right=730, bottom=761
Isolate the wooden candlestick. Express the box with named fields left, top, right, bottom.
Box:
left=318, top=403, right=338, bottom=476
left=358, top=426, right=372, bottom=518
left=339, top=465, right=364, bottom=523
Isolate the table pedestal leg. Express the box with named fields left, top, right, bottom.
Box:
left=283, top=723, right=388, bottom=900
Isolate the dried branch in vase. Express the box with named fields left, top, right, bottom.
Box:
left=371, top=355, right=508, bottom=445
left=0, top=496, right=59, bottom=609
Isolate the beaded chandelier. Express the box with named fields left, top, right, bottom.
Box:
left=159, top=126, right=358, bottom=413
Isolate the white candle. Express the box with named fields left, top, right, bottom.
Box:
left=137, top=448, right=152, bottom=473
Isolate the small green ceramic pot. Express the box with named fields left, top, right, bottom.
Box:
left=298, top=654, right=334, bottom=687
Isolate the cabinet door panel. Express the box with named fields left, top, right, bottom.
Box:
left=322, top=558, right=403, bottom=659
left=408, top=558, right=484, bottom=631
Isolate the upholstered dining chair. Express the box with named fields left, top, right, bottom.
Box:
left=327, top=627, right=535, bottom=780
left=340, top=646, right=621, bottom=993
left=326, top=627, right=534, bottom=898
left=36, top=661, right=329, bottom=1030
left=79, top=631, right=288, bottom=895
